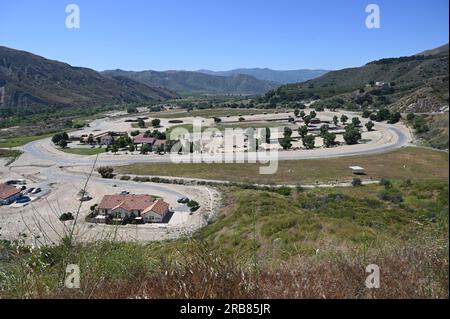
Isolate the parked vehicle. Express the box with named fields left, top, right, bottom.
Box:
left=177, top=197, right=189, bottom=204
left=32, top=188, right=41, bottom=194
left=15, top=196, right=31, bottom=204
left=26, top=187, right=35, bottom=194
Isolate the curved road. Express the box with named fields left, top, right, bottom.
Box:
left=22, top=126, right=410, bottom=167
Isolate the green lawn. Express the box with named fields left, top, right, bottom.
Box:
left=116, top=147, right=449, bottom=184
left=60, top=147, right=107, bottom=155
left=0, top=133, right=56, bottom=148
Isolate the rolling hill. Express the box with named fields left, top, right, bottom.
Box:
left=198, top=68, right=329, bottom=84
left=101, top=69, right=278, bottom=95
left=265, top=44, right=449, bottom=113
left=0, top=46, right=177, bottom=111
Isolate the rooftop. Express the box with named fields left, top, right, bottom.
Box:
left=0, top=183, right=21, bottom=200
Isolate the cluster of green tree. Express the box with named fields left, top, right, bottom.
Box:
left=362, top=109, right=401, bottom=124
left=51, top=132, right=69, bottom=148
left=143, top=130, right=166, bottom=140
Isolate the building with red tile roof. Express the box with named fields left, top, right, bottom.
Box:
left=0, top=183, right=21, bottom=205
left=97, top=194, right=169, bottom=223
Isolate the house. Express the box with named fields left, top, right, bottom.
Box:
left=0, top=183, right=21, bottom=205
left=133, top=134, right=166, bottom=151
left=97, top=194, right=169, bottom=223
left=133, top=134, right=156, bottom=149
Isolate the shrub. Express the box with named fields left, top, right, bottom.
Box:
left=379, top=178, right=393, bottom=189
left=59, top=212, right=74, bottom=222
left=120, top=175, right=131, bottom=181
left=97, top=166, right=114, bottom=179
left=378, top=189, right=404, bottom=204
left=352, top=178, right=362, bottom=187
left=275, top=186, right=292, bottom=196
left=187, top=200, right=200, bottom=212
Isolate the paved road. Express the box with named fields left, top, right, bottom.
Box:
left=22, top=126, right=410, bottom=167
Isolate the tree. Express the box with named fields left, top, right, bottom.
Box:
left=388, top=112, right=401, bottom=124
left=302, top=135, right=315, bottom=149
left=58, top=139, right=67, bottom=148
left=138, top=119, right=146, bottom=128
left=362, top=110, right=371, bottom=118
left=298, top=125, right=308, bottom=138
left=351, top=117, right=361, bottom=127
left=151, top=118, right=161, bottom=127
left=127, top=106, right=138, bottom=114
left=376, top=109, right=391, bottom=122
left=288, top=116, right=295, bottom=123
left=279, top=136, right=292, bottom=150
left=52, top=132, right=69, bottom=145
left=130, top=130, right=140, bottom=137
left=319, top=124, right=329, bottom=138
left=303, top=115, right=312, bottom=126
left=343, top=125, right=361, bottom=145
left=111, top=145, right=118, bottom=153
left=213, top=117, right=222, bottom=124
left=238, top=117, right=245, bottom=122
left=340, top=114, right=348, bottom=124
left=128, top=144, right=135, bottom=152
left=52, top=134, right=63, bottom=145
left=333, top=115, right=339, bottom=126
left=283, top=127, right=293, bottom=137
left=310, top=110, right=317, bottom=119
left=300, top=111, right=306, bottom=119
left=140, top=144, right=151, bottom=154
left=365, top=121, right=375, bottom=132
left=97, top=166, right=114, bottom=178
left=323, top=132, right=336, bottom=148
left=294, top=108, right=300, bottom=117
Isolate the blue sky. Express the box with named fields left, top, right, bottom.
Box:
left=0, top=0, right=448, bottom=71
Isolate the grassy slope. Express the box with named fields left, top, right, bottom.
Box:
left=116, top=147, right=449, bottom=184
left=201, top=181, right=448, bottom=258
left=0, top=179, right=447, bottom=298
left=416, top=113, right=449, bottom=150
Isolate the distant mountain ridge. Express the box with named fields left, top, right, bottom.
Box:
left=265, top=44, right=449, bottom=113
left=0, top=46, right=177, bottom=110
left=101, top=69, right=278, bottom=95
left=197, top=68, right=329, bottom=84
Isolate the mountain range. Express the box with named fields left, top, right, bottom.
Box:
left=0, top=46, right=177, bottom=110
left=101, top=69, right=278, bottom=95
left=266, top=44, right=449, bottom=113
left=197, top=68, right=329, bottom=84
